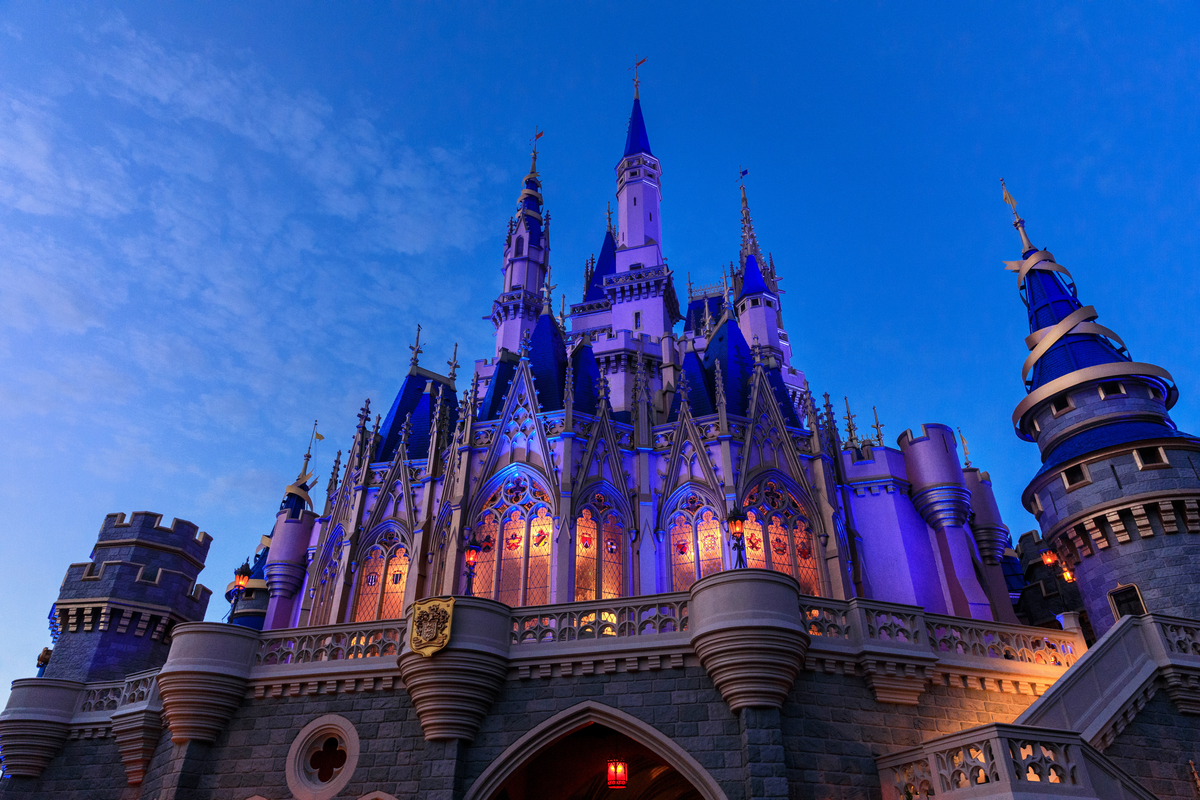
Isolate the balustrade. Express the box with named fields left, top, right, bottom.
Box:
left=257, top=620, right=407, bottom=665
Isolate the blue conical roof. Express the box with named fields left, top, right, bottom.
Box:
left=1023, top=268, right=1128, bottom=392
left=623, top=97, right=653, bottom=158
left=584, top=229, right=617, bottom=302
left=375, top=372, right=459, bottom=460
left=737, top=254, right=770, bottom=301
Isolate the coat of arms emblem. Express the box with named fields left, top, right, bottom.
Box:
left=409, top=596, right=455, bottom=657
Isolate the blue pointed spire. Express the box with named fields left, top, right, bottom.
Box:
left=584, top=228, right=617, bottom=302
left=623, top=96, right=653, bottom=158
left=1022, top=267, right=1129, bottom=392
left=736, top=253, right=770, bottom=301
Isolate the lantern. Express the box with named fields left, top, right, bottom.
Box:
left=727, top=508, right=747, bottom=538
left=463, top=528, right=482, bottom=597
left=233, top=561, right=252, bottom=591
left=1061, top=568, right=1075, bottom=583
left=607, top=757, right=628, bottom=789
left=1040, top=550, right=1058, bottom=567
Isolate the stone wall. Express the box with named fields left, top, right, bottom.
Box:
left=0, top=661, right=1047, bottom=800
left=1104, top=688, right=1200, bottom=800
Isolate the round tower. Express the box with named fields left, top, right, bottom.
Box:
left=1002, top=185, right=1200, bottom=636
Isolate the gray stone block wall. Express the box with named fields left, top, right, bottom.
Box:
left=0, top=735, right=129, bottom=799
left=1103, top=688, right=1200, bottom=800
left=1073, top=532, right=1200, bottom=635
left=0, top=663, right=1045, bottom=799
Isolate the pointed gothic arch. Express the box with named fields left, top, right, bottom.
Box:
left=570, top=483, right=631, bottom=601
left=738, top=471, right=825, bottom=597
left=660, top=485, right=726, bottom=592
left=349, top=521, right=412, bottom=622
left=308, top=524, right=348, bottom=625
left=466, top=468, right=557, bottom=607
left=462, top=701, right=728, bottom=800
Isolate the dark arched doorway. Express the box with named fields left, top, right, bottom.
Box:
left=491, top=722, right=703, bottom=800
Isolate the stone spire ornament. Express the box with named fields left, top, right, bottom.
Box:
left=872, top=406, right=885, bottom=447
left=446, top=343, right=459, bottom=383
left=409, top=324, right=423, bottom=368
left=843, top=397, right=860, bottom=448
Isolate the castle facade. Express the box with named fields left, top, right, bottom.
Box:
left=2, top=87, right=1199, bottom=800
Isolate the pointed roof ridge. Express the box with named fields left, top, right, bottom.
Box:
left=584, top=227, right=617, bottom=302
left=623, top=95, right=653, bottom=158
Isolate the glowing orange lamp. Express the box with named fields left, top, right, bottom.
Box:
left=463, top=528, right=482, bottom=597
left=1040, top=550, right=1057, bottom=567
left=1061, top=568, right=1075, bottom=583
left=233, top=561, right=252, bottom=591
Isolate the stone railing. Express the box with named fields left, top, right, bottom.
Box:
left=876, top=723, right=1156, bottom=800
left=1017, top=613, right=1200, bottom=748
left=257, top=619, right=407, bottom=665
left=510, top=594, right=689, bottom=645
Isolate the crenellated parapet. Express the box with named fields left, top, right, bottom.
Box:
left=44, top=511, right=212, bottom=684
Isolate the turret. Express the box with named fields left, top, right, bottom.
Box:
left=492, top=147, right=550, bottom=357
left=42, top=512, right=212, bottom=683
left=263, top=454, right=322, bottom=630
left=896, top=425, right=994, bottom=620
left=1002, top=183, right=1200, bottom=635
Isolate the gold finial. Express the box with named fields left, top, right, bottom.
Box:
left=871, top=406, right=884, bottom=446
left=409, top=323, right=423, bottom=368
left=958, top=427, right=972, bottom=468
left=1001, top=178, right=1036, bottom=256
left=629, top=55, right=647, bottom=98
left=447, top=343, right=459, bottom=382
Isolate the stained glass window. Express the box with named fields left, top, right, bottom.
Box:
left=575, top=509, right=598, bottom=601
left=697, top=510, right=723, bottom=579
left=497, top=509, right=525, bottom=607
left=793, top=519, right=820, bottom=596
left=526, top=507, right=553, bottom=606
left=352, top=547, right=385, bottom=622
left=473, top=474, right=556, bottom=607
left=670, top=513, right=697, bottom=591
left=740, top=477, right=823, bottom=597
left=768, top=515, right=792, bottom=577
left=601, top=513, right=624, bottom=600
left=744, top=510, right=767, bottom=570
left=379, top=547, right=409, bottom=619
left=473, top=513, right=499, bottom=600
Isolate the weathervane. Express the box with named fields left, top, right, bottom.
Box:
left=737, top=165, right=748, bottom=185
left=629, top=56, right=647, bottom=97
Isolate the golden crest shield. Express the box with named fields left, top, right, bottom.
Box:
left=409, top=596, right=455, bottom=657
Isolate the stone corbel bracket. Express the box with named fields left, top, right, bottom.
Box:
left=156, top=622, right=261, bottom=745
left=0, top=679, right=85, bottom=778
left=110, top=668, right=163, bottom=786
left=689, top=570, right=810, bottom=712
left=397, top=598, right=511, bottom=742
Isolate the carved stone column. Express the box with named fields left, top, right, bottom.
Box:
left=0, top=678, right=84, bottom=778
left=156, top=622, right=260, bottom=744
left=398, top=597, right=510, bottom=743
left=690, top=570, right=810, bottom=712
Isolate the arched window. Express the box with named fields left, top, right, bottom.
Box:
left=573, top=492, right=625, bottom=601
left=744, top=510, right=768, bottom=569
left=472, top=474, right=555, bottom=607
left=352, top=530, right=411, bottom=622
left=515, top=236, right=525, bottom=257
left=308, top=529, right=346, bottom=625
left=667, top=492, right=726, bottom=592
left=740, top=478, right=823, bottom=596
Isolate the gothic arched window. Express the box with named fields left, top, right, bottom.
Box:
left=471, top=474, right=555, bottom=607
left=308, top=529, right=346, bottom=625
left=741, top=478, right=822, bottom=596
left=351, top=530, right=410, bottom=622
left=515, top=236, right=525, bottom=257
left=573, top=492, right=625, bottom=601
left=667, top=492, right=725, bottom=592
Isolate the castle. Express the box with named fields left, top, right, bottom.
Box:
left=2, top=85, right=1199, bottom=800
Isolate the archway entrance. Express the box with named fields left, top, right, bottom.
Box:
left=491, top=722, right=703, bottom=800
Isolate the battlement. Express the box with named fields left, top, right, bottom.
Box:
left=57, top=511, right=211, bottom=615
left=96, top=511, right=211, bottom=563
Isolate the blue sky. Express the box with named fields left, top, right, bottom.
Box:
left=2, top=3, right=1199, bottom=700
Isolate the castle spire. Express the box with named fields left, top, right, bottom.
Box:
left=1001, top=179, right=1037, bottom=258
left=739, top=183, right=764, bottom=272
